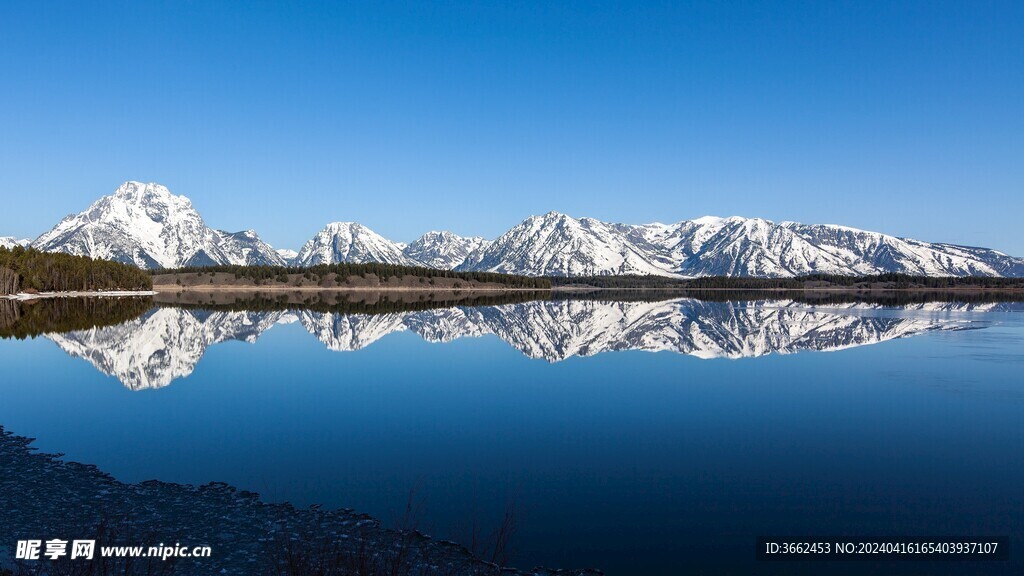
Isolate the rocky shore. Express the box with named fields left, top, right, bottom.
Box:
left=0, top=427, right=600, bottom=576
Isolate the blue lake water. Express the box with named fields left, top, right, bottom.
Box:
left=1, top=296, right=1023, bottom=574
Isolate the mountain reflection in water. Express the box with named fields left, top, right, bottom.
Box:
left=2, top=291, right=1016, bottom=390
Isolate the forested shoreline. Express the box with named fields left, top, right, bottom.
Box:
left=0, top=247, right=152, bottom=294
left=151, top=265, right=1024, bottom=291
left=151, top=262, right=552, bottom=289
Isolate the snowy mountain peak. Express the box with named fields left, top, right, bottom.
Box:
left=0, top=236, right=32, bottom=249
left=295, top=221, right=417, bottom=266
left=32, top=181, right=285, bottom=269
left=323, top=221, right=363, bottom=232
left=418, top=230, right=460, bottom=241
left=689, top=215, right=727, bottom=226
left=457, top=211, right=680, bottom=277
left=112, top=180, right=178, bottom=202
left=403, top=231, right=491, bottom=269
left=275, top=248, right=299, bottom=264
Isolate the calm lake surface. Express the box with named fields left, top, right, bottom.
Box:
left=1, top=293, right=1023, bottom=575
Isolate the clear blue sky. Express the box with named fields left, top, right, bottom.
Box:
left=2, top=1, right=1022, bottom=253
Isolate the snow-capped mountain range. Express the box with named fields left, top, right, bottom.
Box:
left=459, top=212, right=1024, bottom=277
left=42, top=299, right=1009, bottom=390
left=10, top=181, right=1024, bottom=277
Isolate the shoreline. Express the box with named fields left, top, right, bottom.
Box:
left=551, top=286, right=1024, bottom=292
left=158, top=284, right=1024, bottom=293
left=0, top=425, right=597, bottom=576
left=5, top=286, right=1024, bottom=298
left=2, top=290, right=158, bottom=300
left=154, top=285, right=547, bottom=292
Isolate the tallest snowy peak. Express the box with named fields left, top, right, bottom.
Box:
left=537, top=210, right=571, bottom=221
left=114, top=180, right=169, bottom=196
left=323, top=221, right=366, bottom=231
left=110, top=181, right=185, bottom=206
left=32, top=182, right=284, bottom=269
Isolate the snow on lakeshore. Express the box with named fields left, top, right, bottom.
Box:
left=3, top=290, right=158, bottom=300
